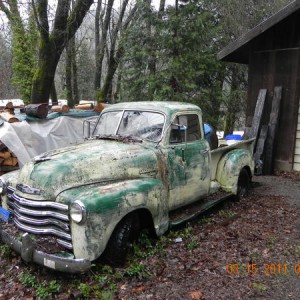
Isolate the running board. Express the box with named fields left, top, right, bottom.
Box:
left=169, top=191, right=233, bottom=228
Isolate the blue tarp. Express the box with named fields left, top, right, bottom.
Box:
left=13, top=109, right=100, bottom=122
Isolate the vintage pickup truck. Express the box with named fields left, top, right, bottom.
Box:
left=0, top=101, right=255, bottom=273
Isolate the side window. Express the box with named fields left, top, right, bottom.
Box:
left=169, top=114, right=201, bottom=144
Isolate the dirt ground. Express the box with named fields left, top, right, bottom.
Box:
left=0, top=172, right=300, bottom=299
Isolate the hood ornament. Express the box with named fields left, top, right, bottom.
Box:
left=16, top=183, right=41, bottom=195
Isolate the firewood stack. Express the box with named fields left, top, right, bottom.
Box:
left=0, top=102, right=20, bottom=123
left=0, top=142, right=19, bottom=175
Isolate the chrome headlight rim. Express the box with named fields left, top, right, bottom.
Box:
left=70, top=200, right=86, bottom=224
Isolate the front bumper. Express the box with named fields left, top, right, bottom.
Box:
left=0, top=227, right=91, bottom=273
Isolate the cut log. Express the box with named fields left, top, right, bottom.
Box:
left=5, top=102, right=14, bottom=109
left=2, top=157, right=18, bottom=166
left=0, top=112, right=19, bottom=123
left=75, top=103, right=94, bottom=110
left=25, top=104, right=48, bottom=119
left=94, top=102, right=106, bottom=112
left=0, top=143, right=7, bottom=151
left=4, top=102, right=14, bottom=114
left=0, top=152, right=11, bottom=160
left=51, top=105, right=70, bottom=113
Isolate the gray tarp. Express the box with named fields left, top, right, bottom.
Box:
left=0, top=115, right=98, bottom=167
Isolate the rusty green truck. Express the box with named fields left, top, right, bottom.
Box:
left=0, top=101, right=254, bottom=273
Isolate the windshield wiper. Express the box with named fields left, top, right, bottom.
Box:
left=94, top=134, right=118, bottom=140
left=94, top=134, right=142, bottom=143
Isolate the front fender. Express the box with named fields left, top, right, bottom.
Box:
left=216, top=149, right=254, bottom=194
left=57, top=178, right=167, bottom=261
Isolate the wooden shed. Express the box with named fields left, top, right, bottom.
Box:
left=218, top=0, right=300, bottom=173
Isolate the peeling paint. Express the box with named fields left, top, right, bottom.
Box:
left=0, top=101, right=254, bottom=270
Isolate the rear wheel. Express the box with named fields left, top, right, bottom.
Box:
left=103, top=213, right=140, bottom=266
left=236, top=168, right=250, bottom=200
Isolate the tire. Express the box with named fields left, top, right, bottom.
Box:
left=236, top=168, right=250, bottom=200
left=103, top=213, right=140, bottom=266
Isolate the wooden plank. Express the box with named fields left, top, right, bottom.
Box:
left=294, top=155, right=300, bottom=163
left=295, top=147, right=300, bottom=155
left=246, top=89, right=267, bottom=141
left=263, top=86, right=282, bottom=175
left=253, top=125, right=268, bottom=175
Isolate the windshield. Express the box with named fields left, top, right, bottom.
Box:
left=92, top=110, right=165, bottom=142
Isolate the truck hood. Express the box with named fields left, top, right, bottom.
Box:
left=17, top=139, right=160, bottom=199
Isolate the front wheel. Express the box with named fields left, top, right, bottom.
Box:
left=236, top=168, right=250, bottom=200
left=103, top=213, right=140, bottom=266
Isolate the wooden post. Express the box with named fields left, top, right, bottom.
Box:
left=263, top=86, right=282, bottom=174
left=248, top=89, right=267, bottom=144
left=254, top=125, right=268, bottom=175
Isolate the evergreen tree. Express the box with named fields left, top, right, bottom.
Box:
left=0, top=2, right=38, bottom=104
left=120, top=0, right=224, bottom=126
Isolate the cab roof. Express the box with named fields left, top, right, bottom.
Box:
left=103, top=101, right=202, bottom=118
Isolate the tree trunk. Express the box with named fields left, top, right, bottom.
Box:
left=66, top=42, right=73, bottom=106
left=51, top=82, right=58, bottom=105
left=94, top=0, right=102, bottom=91
left=31, top=0, right=93, bottom=104
left=94, top=0, right=114, bottom=95
left=71, top=36, right=79, bottom=105
left=31, top=45, right=59, bottom=103
left=101, top=2, right=137, bottom=102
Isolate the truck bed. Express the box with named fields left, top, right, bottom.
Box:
left=210, top=139, right=255, bottom=181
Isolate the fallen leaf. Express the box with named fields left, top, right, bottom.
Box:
left=132, top=286, right=146, bottom=293
left=189, top=290, right=203, bottom=300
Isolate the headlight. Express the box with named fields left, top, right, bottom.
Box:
left=0, top=179, right=7, bottom=195
left=70, top=200, right=86, bottom=224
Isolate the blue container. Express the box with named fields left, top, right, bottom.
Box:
left=225, top=134, right=242, bottom=141
left=0, top=207, right=10, bottom=222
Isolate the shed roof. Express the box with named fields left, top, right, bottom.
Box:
left=217, top=0, right=300, bottom=64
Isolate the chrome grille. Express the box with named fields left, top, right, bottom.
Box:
left=6, top=186, right=73, bottom=250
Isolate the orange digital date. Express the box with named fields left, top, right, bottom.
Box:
left=226, top=263, right=300, bottom=275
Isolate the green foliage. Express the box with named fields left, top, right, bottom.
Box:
left=187, top=236, right=200, bottom=250
left=79, top=283, right=93, bottom=298
left=0, top=243, right=13, bottom=257
left=122, top=262, right=150, bottom=279
left=120, top=0, right=224, bottom=127
left=219, top=210, right=236, bottom=218
left=18, top=271, right=61, bottom=298
left=6, top=8, right=39, bottom=104
left=18, top=270, right=38, bottom=288
left=198, top=216, right=213, bottom=225
left=36, top=280, right=61, bottom=299
left=252, top=282, right=268, bottom=292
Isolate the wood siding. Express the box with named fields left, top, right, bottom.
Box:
left=294, top=101, right=300, bottom=171
left=247, top=48, right=300, bottom=171
left=219, top=6, right=300, bottom=172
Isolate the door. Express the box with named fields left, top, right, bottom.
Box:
left=167, top=114, right=211, bottom=210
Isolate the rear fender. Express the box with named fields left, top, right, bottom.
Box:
left=216, top=149, right=254, bottom=194
left=57, top=178, right=167, bottom=261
